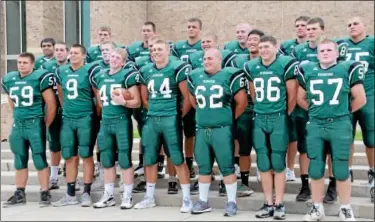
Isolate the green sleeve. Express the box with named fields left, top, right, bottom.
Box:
left=243, top=62, right=253, bottom=81
left=224, top=51, right=237, bottom=68
left=296, top=64, right=306, bottom=90
left=348, top=62, right=365, bottom=87
left=171, top=44, right=179, bottom=57
left=187, top=74, right=195, bottom=95
left=123, top=61, right=136, bottom=70
left=175, top=63, right=191, bottom=83
left=336, top=40, right=349, bottom=62
left=138, top=67, right=147, bottom=86
left=124, top=70, right=139, bottom=88
left=88, top=64, right=101, bottom=85
left=230, top=70, right=245, bottom=95
left=40, top=72, right=54, bottom=92
left=284, top=58, right=299, bottom=81
left=55, top=68, right=62, bottom=85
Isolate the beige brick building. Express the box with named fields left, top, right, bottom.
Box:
left=0, top=1, right=374, bottom=139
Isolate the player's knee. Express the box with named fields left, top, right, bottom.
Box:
left=144, top=154, right=158, bottom=166
left=308, top=158, right=325, bottom=180
left=256, top=153, right=271, bottom=172
left=363, top=131, right=375, bottom=148
left=271, top=151, right=286, bottom=173
left=118, top=151, right=132, bottom=169
left=197, top=165, right=212, bottom=176
left=170, top=153, right=184, bottom=166
left=333, top=160, right=349, bottom=181
left=297, top=143, right=307, bottom=154
left=32, top=153, right=48, bottom=171
left=49, top=141, right=61, bottom=153
left=61, top=146, right=76, bottom=160
left=78, top=146, right=92, bottom=159
left=100, top=151, right=115, bottom=169
left=14, top=154, right=28, bottom=170
left=219, top=165, right=235, bottom=177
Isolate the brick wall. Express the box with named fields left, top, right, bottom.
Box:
left=147, top=1, right=374, bottom=45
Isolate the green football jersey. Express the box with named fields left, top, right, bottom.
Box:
left=224, top=41, right=249, bottom=55
left=188, top=49, right=237, bottom=69
left=126, top=41, right=150, bottom=62
left=139, top=60, right=191, bottom=116
left=244, top=56, right=298, bottom=114
left=55, top=63, right=101, bottom=118
left=86, top=43, right=126, bottom=63
left=1, top=70, right=54, bottom=120
left=171, top=40, right=202, bottom=63
left=91, top=59, right=109, bottom=70
left=187, top=67, right=245, bottom=128
left=344, top=35, right=374, bottom=96
left=135, top=55, right=179, bottom=70
left=35, top=56, right=56, bottom=70
left=92, top=68, right=139, bottom=118
left=298, top=61, right=364, bottom=118
left=280, top=39, right=301, bottom=56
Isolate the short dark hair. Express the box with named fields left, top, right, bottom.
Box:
left=188, top=17, right=202, bottom=29
left=259, top=35, right=277, bottom=46
left=55, top=41, right=69, bottom=52
left=71, top=44, right=87, bottom=54
left=40, top=38, right=56, bottom=48
left=248, top=29, right=265, bottom=38
left=143, top=21, right=156, bottom=32
left=295, top=16, right=310, bottom=23
left=307, top=17, right=325, bottom=30
left=18, top=52, right=35, bottom=64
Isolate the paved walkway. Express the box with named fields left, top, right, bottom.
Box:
left=1, top=203, right=372, bottom=221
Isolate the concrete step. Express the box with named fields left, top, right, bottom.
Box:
left=1, top=185, right=373, bottom=219
left=0, top=141, right=368, bottom=152
left=1, top=171, right=372, bottom=198
left=1, top=159, right=372, bottom=180
left=0, top=149, right=369, bottom=166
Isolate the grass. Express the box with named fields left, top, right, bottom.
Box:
left=132, top=130, right=364, bottom=141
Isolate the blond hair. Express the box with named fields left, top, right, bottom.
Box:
left=111, top=48, right=128, bottom=62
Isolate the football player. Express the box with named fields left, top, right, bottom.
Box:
left=291, top=17, right=349, bottom=204
left=279, top=16, right=310, bottom=56
left=41, top=41, right=70, bottom=189
left=297, top=39, right=366, bottom=221
left=92, top=48, right=141, bottom=209
left=245, top=35, right=298, bottom=220
left=235, top=29, right=265, bottom=197
left=52, top=44, right=101, bottom=207
left=126, top=21, right=156, bottom=62
left=1, top=52, right=56, bottom=207
left=132, top=35, right=179, bottom=194
left=345, top=16, right=374, bottom=202
left=188, top=48, right=247, bottom=216
left=188, top=32, right=237, bottom=196
left=35, top=38, right=56, bottom=70
left=171, top=17, right=203, bottom=179
left=134, top=40, right=192, bottom=212
left=224, top=23, right=252, bottom=55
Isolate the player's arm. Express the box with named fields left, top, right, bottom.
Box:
left=286, top=79, right=297, bottom=115
left=231, top=71, right=248, bottom=119
left=179, top=80, right=192, bottom=118
left=234, top=89, right=247, bottom=119
left=284, top=59, right=299, bottom=114
left=297, top=86, right=308, bottom=110
left=187, top=74, right=197, bottom=109
left=140, top=85, right=148, bottom=109
left=243, top=62, right=255, bottom=102
left=1, top=79, right=14, bottom=111
left=349, top=62, right=367, bottom=112
left=42, top=88, right=57, bottom=128
left=54, top=69, right=64, bottom=105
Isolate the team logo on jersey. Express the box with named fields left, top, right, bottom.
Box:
left=234, top=49, right=238, bottom=52
left=149, top=69, right=153, bottom=73
left=94, top=51, right=98, bottom=54
left=12, top=77, right=16, bottom=80
left=136, top=48, right=140, bottom=51
left=53, top=66, right=56, bottom=69
left=313, top=67, right=318, bottom=70
left=65, top=70, right=69, bottom=73
left=303, top=48, right=307, bottom=52
left=199, top=58, right=202, bottom=61
left=182, top=45, right=186, bottom=48
left=199, top=75, right=203, bottom=78
left=256, top=66, right=260, bottom=69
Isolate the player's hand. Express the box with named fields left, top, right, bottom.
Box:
left=111, top=88, right=129, bottom=106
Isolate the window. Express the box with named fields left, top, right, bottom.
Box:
left=5, top=0, right=26, bottom=73
left=64, top=1, right=81, bottom=45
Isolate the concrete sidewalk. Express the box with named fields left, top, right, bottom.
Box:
left=1, top=203, right=373, bottom=221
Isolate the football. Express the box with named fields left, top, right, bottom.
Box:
left=112, top=88, right=133, bottom=100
